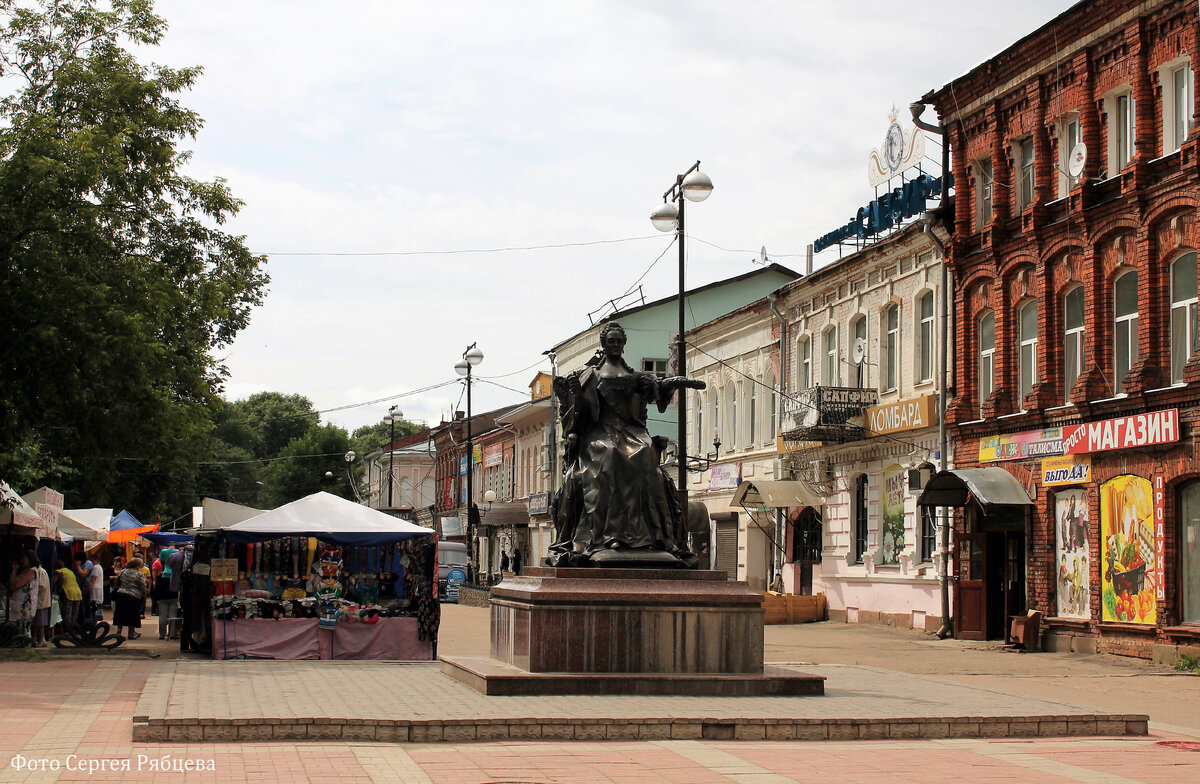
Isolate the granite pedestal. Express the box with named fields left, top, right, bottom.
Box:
left=441, top=567, right=825, bottom=696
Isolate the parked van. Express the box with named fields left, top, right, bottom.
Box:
left=438, top=542, right=469, bottom=602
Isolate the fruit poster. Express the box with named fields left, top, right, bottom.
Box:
left=879, top=465, right=906, bottom=565
left=1054, top=489, right=1090, bottom=619
left=1099, top=475, right=1157, bottom=624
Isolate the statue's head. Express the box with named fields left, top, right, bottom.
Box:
left=600, top=322, right=627, bottom=357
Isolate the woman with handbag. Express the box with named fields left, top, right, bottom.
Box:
left=112, top=557, right=147, bottom=639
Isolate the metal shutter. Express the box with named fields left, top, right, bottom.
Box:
left=714, top=520, right=738, bottom=580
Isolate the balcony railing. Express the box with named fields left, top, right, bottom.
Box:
left=781, top=386, right=879, bottom=444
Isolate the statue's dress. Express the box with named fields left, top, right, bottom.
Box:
left=548, top=367, right=682, bottom=565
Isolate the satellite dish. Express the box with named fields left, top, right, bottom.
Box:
left=852, top=338, right=867, bottom=366
left=1067, top=142, right=1087, bottom=178
left=753, top=246, right=768, bottom=266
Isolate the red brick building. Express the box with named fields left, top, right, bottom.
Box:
left=924, top=0, right=1198, bottom=658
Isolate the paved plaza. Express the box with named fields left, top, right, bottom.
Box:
left=0, top=605, right=1197, bottom=782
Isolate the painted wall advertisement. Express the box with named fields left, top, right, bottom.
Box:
left=1054, top=488, right=1090, bottom=619
left=1099, top=475, right=1157, bottom=625
left=879, top=465, right=906, bottom=565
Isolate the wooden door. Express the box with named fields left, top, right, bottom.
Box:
left=955, top=531, right=988, bottom=640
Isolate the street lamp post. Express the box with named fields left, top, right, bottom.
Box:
left=455, top=343, right=484, bottom=584
left=384, top=405, right=401, bottom=509
left=651, top=161, right=713, bottom=533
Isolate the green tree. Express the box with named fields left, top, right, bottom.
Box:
left=350, top=417, right=422, bottom=461
left=223, top=392, right=320, bottom=461
left=0, top=0, right=268, bottom=518
left=256, top=424, right=354, bottom=508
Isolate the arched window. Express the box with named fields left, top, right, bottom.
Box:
left=1171, top=251, right=1198, bottom=384
left=726, top=382, right=738, bottom=450
left=823, top=326, right=839, bottom=385
left=918, top=291, right=934, bottom=383
left=797, top=336, right=812, bottom=391
left=978, top=311, right=995, bottom=416
left=1064, top=286, right=1085, bottom=401
left=852, top=316, right=867, bottom=387
left=711, top=390, right=720, bottom=448
left=884, top=304, right=899, bottom=392
left=694, top=390, right=705, bottom=453
left=1114, top=271, right=1138, bottom=394
left=1018, top=299, right=1038, bottom=405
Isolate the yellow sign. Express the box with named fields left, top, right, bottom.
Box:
left=865, top=394, right=937, bottom=436
left=1041, top=454, right=1092, bottom=486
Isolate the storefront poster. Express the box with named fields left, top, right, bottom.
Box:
left=1054, top=489, right=1090, bottom=619
left=1042, top=454, right=1092, bottom=487
left=1099, top=475, right=1157, bottom=625
left=483, top=443, right=504, bottom=468
left=880, top=465, right=906, bottom=565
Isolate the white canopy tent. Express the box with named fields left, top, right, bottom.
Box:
left=199, top=498, right=264, bottom=529
left=55, top=509, right=110, bottom=542
left=223, top=492, right=434, bottom=545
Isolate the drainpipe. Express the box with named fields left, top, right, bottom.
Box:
left=768, top=291, right=787, bottom=587
left=914, top=100, right=954, bottom=639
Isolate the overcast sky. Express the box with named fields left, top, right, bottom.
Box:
left=146, top=0, right=1079, bottom=432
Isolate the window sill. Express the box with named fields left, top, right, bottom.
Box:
left=1146, top=383, right=1187, bottom=394
left=913, top=379, right=934, bottom=389
left=998, top=411, right=1026, bottom=420
left=1044, top=403, right=1075, bottom=412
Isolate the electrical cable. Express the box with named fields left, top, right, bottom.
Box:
left=261, top=235, right=663, bottom=257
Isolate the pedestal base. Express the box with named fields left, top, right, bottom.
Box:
left=441, top=567, right=825, bottom=696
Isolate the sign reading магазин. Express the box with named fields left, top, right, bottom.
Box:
left=1061, top=409, right=1179, bottom=455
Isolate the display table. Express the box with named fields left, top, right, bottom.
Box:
left=211, top=617, right=433, bottom=660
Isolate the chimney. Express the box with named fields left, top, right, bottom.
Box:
left=455, top=410, right=466, bottom=420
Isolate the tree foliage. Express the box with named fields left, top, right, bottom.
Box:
left=256, top=424, right=353, bottom=509
left=0, top=0, right=268, bottom=517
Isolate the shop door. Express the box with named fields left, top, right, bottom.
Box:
left=955, top=532, right=987, bottom=640
left=714, top=519, right=738, bottom=580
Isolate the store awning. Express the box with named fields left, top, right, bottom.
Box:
left=917, top=468, right=1034, bottom=512
left=731, top=480, right=824, bottom=510
left=477, top=501, right=531, bottom=527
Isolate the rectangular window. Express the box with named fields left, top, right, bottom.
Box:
left=1018, top=301, right=1038, bottom=405
left=1114, top=272, right=1138, bottom=394
left=853, top=318, right=867, bottom=388
left=920, top=506, right=937, bottom=563
left=824, top=327, right=838, bottom=385
left=979, top=312, right=995, bottom=416
left=1172, top=252, right=1199, bottom=384
left=1115, top=92, right=1135, bottom=171
left=1173, top=64, right=1194, bottom=153
left=1064, top=287, right=1085, bottom=402
left=854, top=474, right=869, bottom=564
left=885, top=305, right=899, bottom=392
left=1017, top=137, right=1035, bottom=211
left=1059, top=117, right=1080, bottom=196
left=798, top=338, right=812, bottom=391
left=642, top=359, right=668, bottom=376
left=919, top=292, right=934, bottom=382
left=975, top=158, right=993, bottom=229
left=748, top=380, right=758, bottom=447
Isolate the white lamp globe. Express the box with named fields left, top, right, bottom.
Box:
left=454, top=359, right=470, bottom=376
left=465, top=346, right=484, bottom=366
left=681, top=169, right=713, bottom=202
left=650, top=201, right=679, bottom=232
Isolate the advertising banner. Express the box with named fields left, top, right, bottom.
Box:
left=1062, top=409, right=1179, bottom=455
left=1099, top=475, right=1156, bottom=625
left=978, top=428, right=1063, bottom=462
left=1041, top=455, right=1092, bottom=487
left=866, top=394, right=937, bottom=436
left=483, top=443, right=504, bottom=468
left=709, top=463, right=742, bottom=491
left=459, top=456, right=468, bottom=476
left=528, top=492, right=550, bottom=516
left=879, top=465, right=906, bottom=564
left=1054, top=488, right=1090, bottom=619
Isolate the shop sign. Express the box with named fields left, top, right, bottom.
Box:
left=459, top=456, right=468, bottom=476
left=1099, top=475, right=1156, bottom=625
left=1041, top=455, right=1092, bottom=487
left=445, top=568, right=466, bottom=601
left=473, top=444, right=482, bottom=464
left=528, top=492, right=550, bottom=516
left=1154, top=474, right=1166, bottom=602
left=978, top=428, right=1063, bottom=463
left=1062, top=408, right=1179, bottom=455
left=866, top=394, right=937, bottom=436
left=483, top=443, right=504, bottom=468
left=709, top=462, right=742, bottom=491
left=1054, top=488, right=1090, bottom=619
left=210, top=558, right=238, bottom=582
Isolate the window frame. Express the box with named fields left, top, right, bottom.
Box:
left=978, top=310, right=996, bottom=416
left=852, top=316, right=867, bottom=388
left=1015, top=136, right=1035, bottom=211
left=974, top=158, right=993, bottom=229
left=1058, top=114, right=1081, bottom=196
left=853, top=473, right=869, bottom=564
left=1064, top=285, right=1085, bottom=403
left=641, top=358, right=669, bottom=376
left=748, top=378, right=758, bottom=447
left=1108, top=89, right=1136, bottom=173
left=884, top=303, right=899, bottom=392
left=1171, top=251, right=1199, bottom=384
left=1017, top=298, right=1038, bottom=406
left=1113, top=270, right=1139, bottom=395
left=1160, top=58, right=1194, bottom=155
left=824, top=325, right=839, bottom=386
left=918, top=291, right=934, bottom=383
left=797, top=336, right=812, bottom=391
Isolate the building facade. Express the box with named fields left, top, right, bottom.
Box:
left=361, top=429, right=435, bottom=520
left=926, top=0, right=1199, bottom=656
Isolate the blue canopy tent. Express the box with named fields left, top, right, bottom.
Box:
left=108, top=509, right=158, bottom=543
left=142, top=531, right=194, bottom=546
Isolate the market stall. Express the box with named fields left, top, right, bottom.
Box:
left=194, top=492, right=440, bottom=661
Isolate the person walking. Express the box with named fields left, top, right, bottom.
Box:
left=112, top=558, right=147, bottom=639
left=88, top=558, right=104, bottom=622
left=55, top=559, right=82, bottom=630
left=32, top=555, right=51, bottom=647
left=152, top=562, right=178, bottom=640
left=137, top=557, right=152, bottom=618
left=7, top=550, right=39, bottom=640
